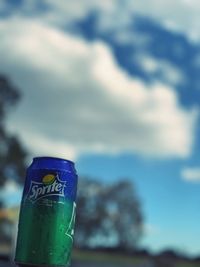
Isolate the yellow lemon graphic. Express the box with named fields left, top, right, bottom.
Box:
left=42, top=174, right=55, bottom=185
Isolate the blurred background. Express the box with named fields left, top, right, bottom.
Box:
left=0, top=1, right=200, bottom=267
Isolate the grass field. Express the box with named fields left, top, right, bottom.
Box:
left=175, top=263, right=200, bottom=267
left=1, top=246, right=200, bottom=267
left=72, top=249, right=200, bottom=267
left=72, top=249, right=149, bottom=266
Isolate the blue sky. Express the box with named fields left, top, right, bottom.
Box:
left=0, top=0, right=200, bottom=256
left=77, top=153, right=200, bottom=254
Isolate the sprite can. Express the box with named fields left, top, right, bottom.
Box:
left=15, top=157, right=78, bottom=267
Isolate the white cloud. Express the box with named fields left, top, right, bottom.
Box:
left=3, top=180, right=19, bottom=193
left=0, top=179, right=22, bottom=207
left=144, top=223, right=160, bottom=235
left=0, top=0, right=7, bottom=11
left=181, top=167, right=200, bottom=182
left=135, top=54, right=185, bottom=86
left=0, top=18, right=198, bottom=160
left=2, top=0, right=200, bottom=41
left=20, top=0, right=115, bottom=28
left=17, top=0, right=200, bottom=41
left=101, top=0, right=200, bottom=41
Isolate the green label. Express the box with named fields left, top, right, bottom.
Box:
left=15, top=199, right=76, bottom=266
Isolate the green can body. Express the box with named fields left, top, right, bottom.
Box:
left=15, top=157, right=78, bottom=267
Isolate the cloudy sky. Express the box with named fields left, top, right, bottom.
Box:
left=1, top=0, right=200, bottom=256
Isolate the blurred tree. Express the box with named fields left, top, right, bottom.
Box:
left=75, top=178, right=143, bottom=251
left=0, top=75, right=27, bottom=188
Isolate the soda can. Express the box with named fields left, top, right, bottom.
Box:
left=15, top=157, right=78, bottom=267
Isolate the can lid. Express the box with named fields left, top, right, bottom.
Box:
left=30, top=156, right=75, bottom=172
left=33, top=156, right=74, bottom=164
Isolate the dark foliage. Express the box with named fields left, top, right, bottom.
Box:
left=75, top=178, right=143, bottom=251
left=0, top=75, right=27, bottom=187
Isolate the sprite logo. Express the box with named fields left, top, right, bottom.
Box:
left=27, top=174, right=66, bottom=203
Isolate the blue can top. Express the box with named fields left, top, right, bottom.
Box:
left=24, top=156, right=77, bottom=202
left=29, top=156, right=76, bottom=173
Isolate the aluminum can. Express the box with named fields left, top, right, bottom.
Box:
left=15, top=157, right=78, bottom=267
